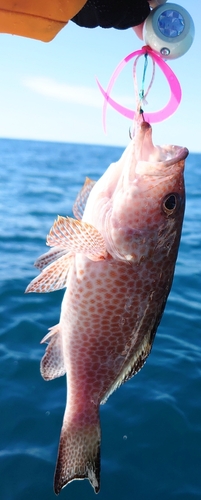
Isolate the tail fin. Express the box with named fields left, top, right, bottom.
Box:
left=54, top=411, right=101, bottom=494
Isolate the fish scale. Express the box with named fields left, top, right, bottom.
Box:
left=26, top=121, right=188, bottom=494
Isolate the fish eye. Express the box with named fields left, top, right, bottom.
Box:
left=162, top=193, right=181, bottom=216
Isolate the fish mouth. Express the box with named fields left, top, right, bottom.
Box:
left=135, top=121, right=189, bottom=168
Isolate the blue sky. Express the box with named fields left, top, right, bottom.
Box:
left=0, top=1, right=199, bottom=151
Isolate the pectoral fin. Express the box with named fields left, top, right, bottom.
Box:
left=47, top=216, right=107, bottom=262
left=73, top=177, right=96, bottom=220
left=25, top=252, right=73, bottom=293
left=40, top=324, right=65, bottom=381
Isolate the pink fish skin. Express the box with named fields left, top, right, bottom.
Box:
left=26, top=121, right=188, bottom=495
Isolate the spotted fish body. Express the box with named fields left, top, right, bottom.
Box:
left=26, top=122, right=188, bottom=494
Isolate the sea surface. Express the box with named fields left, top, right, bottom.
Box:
left=0, top=138, right=200, bottom=500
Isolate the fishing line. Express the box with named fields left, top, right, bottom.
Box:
left=96, top=46, right=182, bottom=130
left=135, top=53, right=155, bottom=113
left=138, top=53, right=149, bottom=109
left=132, top=52, right=156, bottom=136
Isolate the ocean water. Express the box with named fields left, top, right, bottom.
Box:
left=0, top=138, right=200, bottom=500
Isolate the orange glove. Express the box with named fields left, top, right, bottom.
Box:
left=0, top=0, right=87, bottom=41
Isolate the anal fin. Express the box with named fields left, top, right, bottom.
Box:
left=40, top=325, right=65, bottom=381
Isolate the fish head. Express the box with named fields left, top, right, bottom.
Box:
left=89, top=121, right=189, bottom=263
left=109, top=121, right=189, bottom=262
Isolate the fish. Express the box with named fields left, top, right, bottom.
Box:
left=26, top=121, right=188, bottom=494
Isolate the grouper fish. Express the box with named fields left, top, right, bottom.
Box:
left=26, top=121, right=188, bottom=494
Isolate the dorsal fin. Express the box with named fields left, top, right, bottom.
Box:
left=101, top=334, right=152, bottom=404
left=73, top=177, right=96, bottom=220
left=40, top=324, right=66, bottom=381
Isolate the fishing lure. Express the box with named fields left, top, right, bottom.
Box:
left=97, top=2, right=194, bottom=129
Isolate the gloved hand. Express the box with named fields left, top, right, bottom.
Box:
left=72, top=0, right=150, bottom=29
